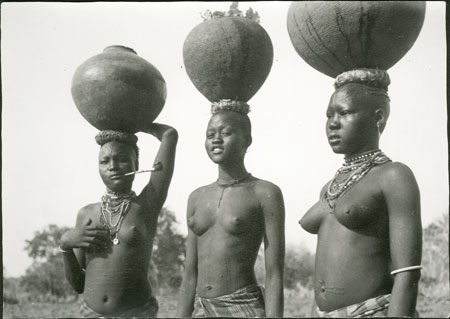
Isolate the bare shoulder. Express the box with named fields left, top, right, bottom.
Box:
left=251, top=177, right=283, bottom=200
left=376, top=161, right=418, bottom=186
left=75, top=203, right=100, bottom=224
left=186, top=183, right=215, bottom=213
left=78, top=203, right=98, bottom=215
left=188, top=183, right=215, bottom=201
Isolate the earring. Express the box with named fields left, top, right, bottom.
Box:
left=376, top=122, right=381, bottom=136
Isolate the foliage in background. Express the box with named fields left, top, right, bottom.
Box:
left=254, top=244, right=315, bottom=289
left=3, top=267, right=19, bottom=304
left=9, top=208, right=187, bottom=303
left=284, top=245, right=315, bottom=289
left=148, top=208, right=187, bottom=292
left=3, top=212, right=449, bottom=318
left=416, top=213, right=449, bottom=317
left=201, top=2, right=260, bottom=23
left=20, top=224, right=77, bottom=301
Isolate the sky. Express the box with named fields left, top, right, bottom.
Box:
left=2, top=2, right=447, bottom=278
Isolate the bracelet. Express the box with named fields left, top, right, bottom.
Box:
left=58, top=246, right=72, bottom=253
left=390, top=265, right=422, bottom=275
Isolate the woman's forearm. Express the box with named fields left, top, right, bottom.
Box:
left=388, top=271, right=420, bottom=316
left=264, top=271, right=284, bottom=317
left=176, top=274, right=197, bottom=317
left=62, top=249, right=85, bottom=294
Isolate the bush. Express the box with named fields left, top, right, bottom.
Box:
left=417, top=213, right=449, bottom=317
left=3, top=275, right=19, bottom=304
left=149, top=208, right=186, bottom=292
left=284, top=245, right=315, bottom=289
left=254, top=244, right=315, bottom=289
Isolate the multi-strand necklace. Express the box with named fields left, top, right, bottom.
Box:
left=216, top=173, right=252, bottom=208
left=325, top=150, right=391, bottom=210
left=100, top=190, right=136, bottom=245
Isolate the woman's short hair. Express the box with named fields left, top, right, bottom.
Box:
left=210, top=100, right=252, bottom=145
left=334, top=68, right=390, bottom=101
left=334, top=68, right=391, bottom=133
left=95, top=130, right=139, bottom=158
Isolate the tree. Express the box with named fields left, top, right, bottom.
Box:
left=417, top=213, right=449, bottom=317
left=20, top=209, right=187, bottom=300
left=149, top=208, right=187, bottom=291
left=24, top=224, right=70, bottom=261
left=284, top=245, right=315, bottom=289
left=254, top=244, right=315, bottom=289
left=21, top=224, right=76, bottom=300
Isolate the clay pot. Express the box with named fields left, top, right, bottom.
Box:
left=183, top=17, right=273, bottom=103
left=287, top=1, right=426, bottom=78
left=71, top=45, right=166, bottom=133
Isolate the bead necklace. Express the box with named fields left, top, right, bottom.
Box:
left=216, top=173, right=252, bottom=208
left=100, top=190, right=136, bottom=245
left=326, top=150, right=391, bottom=210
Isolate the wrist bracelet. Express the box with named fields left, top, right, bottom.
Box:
left=59, top=246, right=72, bottom=253
left=390, top=265, right=422, bottom=275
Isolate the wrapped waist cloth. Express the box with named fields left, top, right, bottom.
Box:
left=193, top=284, right=265, bottom=318
left=316, top=294, right=391, bottom=318
left=80, top=296, right=158, bottom=318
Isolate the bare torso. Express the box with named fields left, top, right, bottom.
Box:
left=301, top=165, right=393, bottom=311
left=188, top=177, right=266, bottom=298
left=79, top=195, right=157, bottom=315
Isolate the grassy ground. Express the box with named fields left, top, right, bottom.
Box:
left=3, top=286, right=449, bottom=318
left=2, top=287, right=312, bottom=318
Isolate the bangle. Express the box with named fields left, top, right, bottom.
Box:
left=390, top=265, right=422, bottom=275
left=59, top=246, right=72, bottom=253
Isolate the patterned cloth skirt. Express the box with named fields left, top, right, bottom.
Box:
left=315, top=294, right=420, bottom=318
left=192, top=284, right=265, bottom=318
left=79, top=296, right=159, bottom=318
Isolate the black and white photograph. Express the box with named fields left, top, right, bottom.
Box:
left=2, top=1, right=448, bottom=318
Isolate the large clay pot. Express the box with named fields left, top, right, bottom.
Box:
left=287, top=1, right=426, bottom=78
left=71, top=45, right=166, bottom=133
left=183, top=17, right=273, bottom=103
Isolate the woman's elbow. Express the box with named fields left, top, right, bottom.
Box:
left=74, top=285, right=84, bottom=294
left=163, top=128, right=178, bottom=141
left=70, top=281, right=84, bottom=294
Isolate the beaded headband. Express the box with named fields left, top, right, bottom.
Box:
left=334, top=68, right=391, bottom=91
left=211, top=99, right=250, bottom=115
left=95, top=130, right=138, bottom=147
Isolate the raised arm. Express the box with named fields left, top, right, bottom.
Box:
left=176, top=192, right=199, bottom=317
left=259, top=182, right=285, bottom=318
left=140, top=123, right=178, bottom=210
left=381, top=163, right=422, bottom=317
left=60, top=209, right=109, bottom=293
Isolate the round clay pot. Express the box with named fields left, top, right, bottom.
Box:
left=183, top=17, right=273, bottom=103
left=71, top=45, right=166, bottom=133
left=287, top=1, right=426, bottom=78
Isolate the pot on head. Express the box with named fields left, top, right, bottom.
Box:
left=183, top=16, right=273, bottom=105
left=71, top=45, right=167, bottom=133
left=287, top=1, right=426, bottom=78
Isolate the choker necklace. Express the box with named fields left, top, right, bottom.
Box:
left=326, top=150, right=391, bottom=210
left=100, top=190, right=136, bottom=245
left=216, top=173, right=252, bottom=208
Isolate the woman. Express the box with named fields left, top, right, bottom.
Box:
left=177, top=102, right=285, bottom=318
left=300, top=69, right=422, bottom=317
left=59, top=123, right=178, bottom=317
